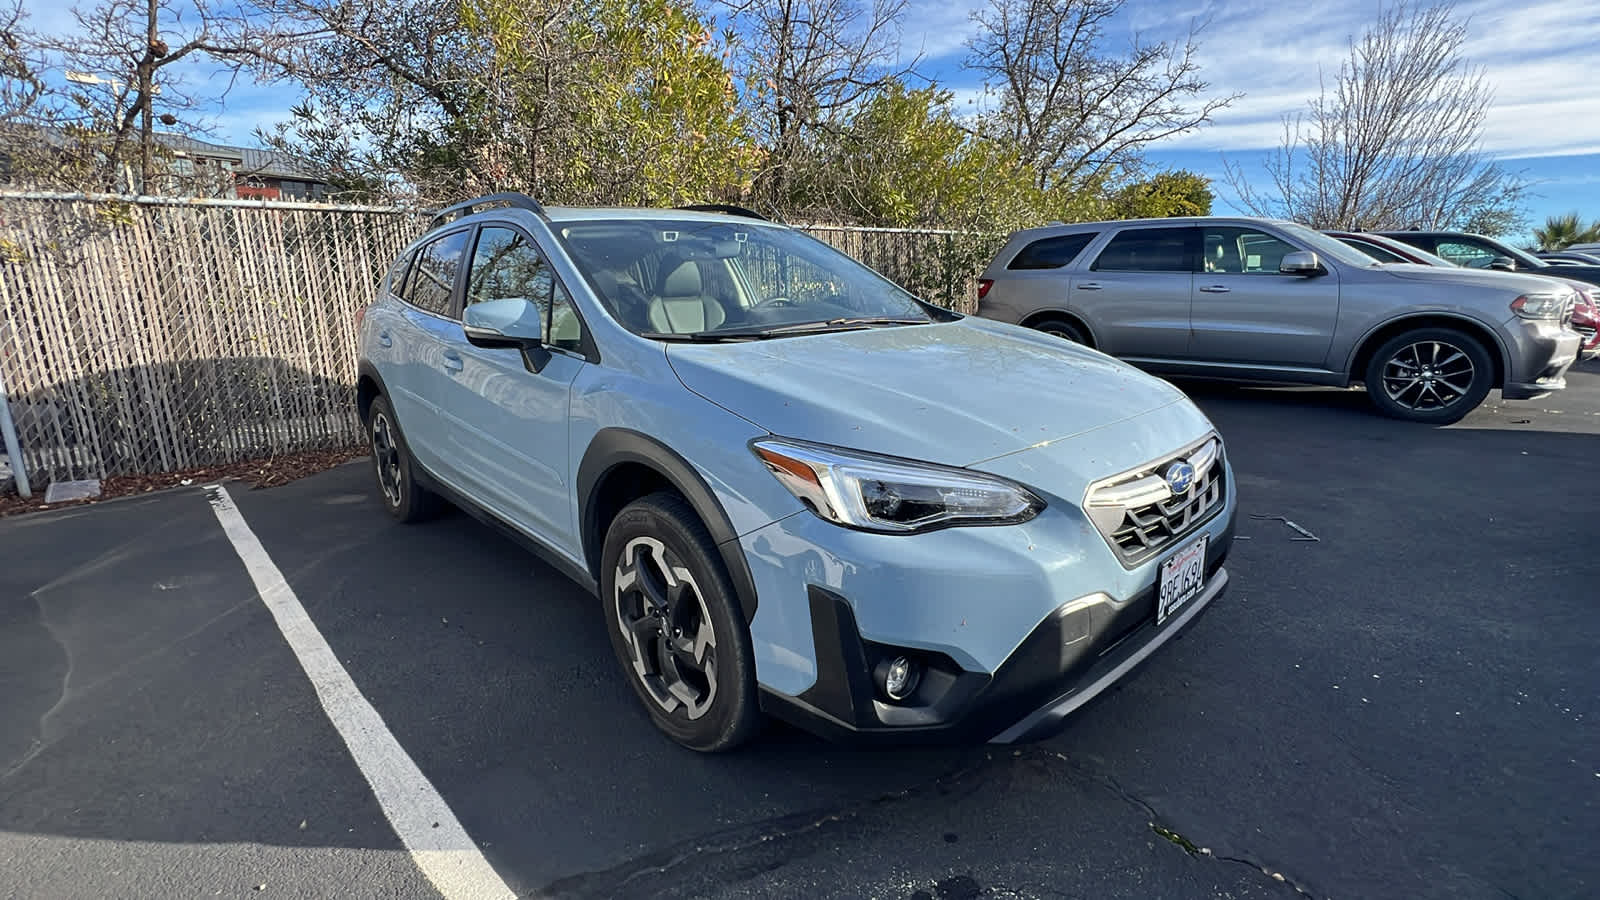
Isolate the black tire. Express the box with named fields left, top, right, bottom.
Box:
left=1363, top=328, right=1494, bottom=424
left=1031, top=316, right=1089, bottom=345
left=366, top=395, right=441, bottom=523
left=600, top=491, right=760, bottom=752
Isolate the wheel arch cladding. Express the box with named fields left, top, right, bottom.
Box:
left=1020, top=309, right=1097, bottom=347
left=1348, top=314, right=1506, bottom=388
left=356, top=361, right=390, bottom=424
left=577, top=428, right=759, bottom=623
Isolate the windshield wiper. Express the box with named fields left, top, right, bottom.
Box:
left=718, top=316, right=929, bottom=337
left=637, top=331, right=763, bottom=343
left=641, top=317, right=928, bottom=343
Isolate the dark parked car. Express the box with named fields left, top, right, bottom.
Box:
left=1537, top=251, right=1600, bottom=266
left=1378, top=231, right=1600, bottom=289
left=1329, top=231, right=1599, bottom=360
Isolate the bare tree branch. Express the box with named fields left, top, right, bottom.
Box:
left=965, top=0, right=1236, bottom=193
left=1223, top=0, right=1525, bottom=234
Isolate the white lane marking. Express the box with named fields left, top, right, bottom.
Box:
left=205, top=483, right=517, bottom=900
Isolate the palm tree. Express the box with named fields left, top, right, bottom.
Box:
left=1534, top=212, right=1600, bottom=250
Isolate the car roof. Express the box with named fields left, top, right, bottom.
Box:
left=539, top=206, right=784, bottom=226
left=1372, top=230, right=1489, bottom=239
left=1029, top=215, right=1300, bottom=229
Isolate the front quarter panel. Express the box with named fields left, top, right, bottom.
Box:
left=1328, top=267, right=1517, bottom=382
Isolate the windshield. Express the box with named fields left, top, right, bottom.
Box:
left=555, top=218, right=934, bottom=338
left=1360, top=236, right=1456, bottom=267
left=1483, top=239, right=1547, bottom=269
left=1275, top=222, right=1390, bottom=268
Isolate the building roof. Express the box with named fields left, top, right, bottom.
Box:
left=154, top=133, right=319, bottom=181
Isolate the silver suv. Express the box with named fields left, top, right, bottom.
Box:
left=976, top=217, right=1583, bottom=423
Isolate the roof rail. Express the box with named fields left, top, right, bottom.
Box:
left=429, top=192, right=548, bottom=229
left=675, top=203, right=770, bottom=221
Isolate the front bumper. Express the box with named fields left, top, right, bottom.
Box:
left=1504, top=321, right=1581, bottom=399
left=753, top=507, right=1235, bottom=745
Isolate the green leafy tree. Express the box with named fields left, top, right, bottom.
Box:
left=257, top=0, right=754, bottom=205
left=1108, top=171, right=1213, bottom=219
left=1533, top=212, right=1600, bottom=251
left=793, top=83, right=1061, bottom=231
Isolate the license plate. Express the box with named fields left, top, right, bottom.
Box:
left=1157, top=535, right=1208, bottom=625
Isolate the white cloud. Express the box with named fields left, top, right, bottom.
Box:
left=900, top=0, right=986, bottom=63
left=1153, top=0, right=1600, bottom=159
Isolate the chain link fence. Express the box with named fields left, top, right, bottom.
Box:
left=0, top=193, right=1001, bottom=489
left=0, top=194, right=421, bottom=487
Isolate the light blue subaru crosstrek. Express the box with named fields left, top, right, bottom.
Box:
left=356, top=194, right=1238, bottom=751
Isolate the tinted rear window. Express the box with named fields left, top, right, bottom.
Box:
left=1092, top=227, right=1193, bottom=272
left=403, top=230, right=470, bottom=317
left=1008, top=232, right=1098, bottom=270
left=384, top=250, right=415, bottom=296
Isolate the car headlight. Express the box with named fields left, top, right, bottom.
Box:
left=751, top=438, right=1044, bottom=533
left=1510, top=291, right=1572, bottom=320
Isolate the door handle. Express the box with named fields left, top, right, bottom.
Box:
left=1076, top=282, right=1103, bottom=291
left=378, top=331, right=393, bottom=348
left=1198, top=285, right=1231, bottom=293
left=442, top=352, right=463, bottom=373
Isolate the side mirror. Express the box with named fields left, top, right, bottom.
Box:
left=463, top=297, right=544, bottom=349
left=1279, top=251, right=1323, bottom=276
left=1488, top=256, right=1516, bottom=271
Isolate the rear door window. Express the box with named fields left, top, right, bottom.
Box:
left=402, top=230, right=470, bottom=317
left=1091, top=227, right=1195, bottom=272
left=1008, top=233, right=1098, bottom=270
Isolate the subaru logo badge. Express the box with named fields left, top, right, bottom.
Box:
left=1164, top=460, right=1196, bottom=496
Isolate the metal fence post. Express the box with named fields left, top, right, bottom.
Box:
left=0, top=365, right=32, bottom=498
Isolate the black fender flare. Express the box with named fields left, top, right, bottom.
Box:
left=355, top=362, right=392, bottom=424
left=577, top=428, right=760, bottom=624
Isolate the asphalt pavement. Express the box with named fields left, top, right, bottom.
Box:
left=2, top=360, right=1596, bottom=900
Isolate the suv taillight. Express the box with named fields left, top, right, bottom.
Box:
left=977, top=279, right=993, bottom=300
left=355, top=304, right=368, bottom=329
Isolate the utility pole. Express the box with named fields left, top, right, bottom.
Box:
left=65, top=71, right=140, bottom=192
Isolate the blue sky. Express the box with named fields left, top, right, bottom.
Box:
left=20, top=0, right=1600, bottom=242
left=897, top=0, right=1600, bottom=243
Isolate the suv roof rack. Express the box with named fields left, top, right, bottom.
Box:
left=429, top=192, right=548, bottom=230
left=675, top=204, right=770, bottom=221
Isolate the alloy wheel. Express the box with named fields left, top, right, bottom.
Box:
left=1380, top=340, right=1476, bottom=412
left=370, top=412, right=403, bottom=507
left=612, top=536, right=719, bottom=720
left=1041, top=324, right=1081, bottom=343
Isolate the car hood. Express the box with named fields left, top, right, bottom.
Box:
left=665, top=318, right=1190, bottom=467
left=1376, top=263, right=1575, bottom=295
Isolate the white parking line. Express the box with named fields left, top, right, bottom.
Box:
left=205, top=484, right=517, bottom=900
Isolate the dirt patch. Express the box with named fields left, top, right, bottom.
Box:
left=0, top=446, right=367, bottom=519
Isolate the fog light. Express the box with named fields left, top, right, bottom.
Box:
left=879, top=655, right=921, bottom=701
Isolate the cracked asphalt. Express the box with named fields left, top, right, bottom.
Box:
left=2, top=358, right=1596, bottom=900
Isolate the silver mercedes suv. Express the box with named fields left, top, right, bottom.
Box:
left=975, top=217, right=1583, bottom=423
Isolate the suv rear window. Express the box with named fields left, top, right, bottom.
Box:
left=1008, top=233, right=1097, bottom=270
left=1092, top=227, right=1194, bottom=272
left=403, top=229, right=470, bottom=316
